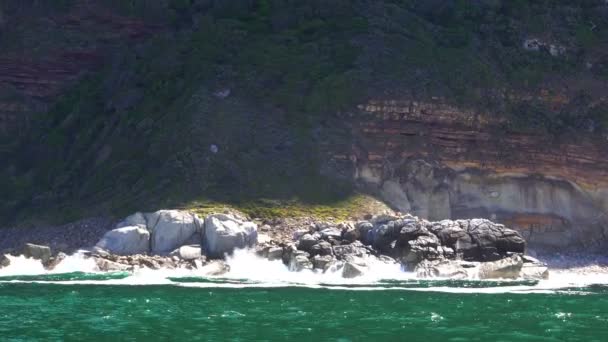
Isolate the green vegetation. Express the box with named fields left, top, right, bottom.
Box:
left=184, top=193, right=387, bottom=221
left=1, top=0, right=607, bottom=224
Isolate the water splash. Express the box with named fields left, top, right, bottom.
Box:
left=1, top=249, right=608, bottom=293
left=221, top=248, right=413, bottom=285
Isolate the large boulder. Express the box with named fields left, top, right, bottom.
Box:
left=146, top=210, right=202, bottom=254
left=171, top=245, right=202, bottom=260
left=96, top=226, right=150, bottom=255
left=401, top=234, right=442, bottom=269
left=204, top=214, right=257, bottom=258
left=467, top=219, right=525, bottom=261
left=356, top=221, right=374, bottom=244
left=312, top=255, right=334, bottom=271
left=332, top=241, right=369, bottom=260
left=310, top=241, right=333, bottom=256
left=23, top=243, right=52, bottom=264
left=288, top=251, right=313, bottom=271
left=298, top=234, right=319, bottom=252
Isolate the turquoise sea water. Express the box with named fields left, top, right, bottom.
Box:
left=1, top=273, right=607, bottom=341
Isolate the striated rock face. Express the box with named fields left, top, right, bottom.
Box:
left=326, top=98, right=608, bottom=252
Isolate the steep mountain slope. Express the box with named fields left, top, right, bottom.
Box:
left=1, top=1, right=608, bottom=251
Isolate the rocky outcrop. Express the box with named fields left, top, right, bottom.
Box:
left=95, top=210, right=258, bottom=259
left=22, top=243, right=52, bottom=264
left=359, top=215, right=525, bottom=266
left=257, top=213, right=546, bottom=280
left=204, top=214, right=258, bottom=258
left=88, top=207, right=545, bottom=280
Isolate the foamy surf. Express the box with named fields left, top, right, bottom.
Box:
left=1, top=249, right=607, bottom=293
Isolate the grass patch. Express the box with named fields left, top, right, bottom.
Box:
left=183, top=193, right=388, bottom=221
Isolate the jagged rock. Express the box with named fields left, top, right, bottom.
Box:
left=332, top=241, right=368, bottom=260
left=298, top=234, right=318, bottom=252
left=320, top=228, right=342, bottom=240
left=312, top=255, right=334, bottom=271
left=342, top=261, right=366, bottom=278
left=438, top=246, right=455, bottom=259
left=267, top=247, right=283, bottom=261
left=468, top=219, right=524, bottom=261
left=23, top=243, right=52, bottom=264
left=204, top=214, right=257, bottom=258
left=140, top=258, right=161, bottom=269
left=415, top=259, right=470, bottom=279
left=145, top=210, right=202, bottom=254
left=45, top=252, right=67, bottom=271
left=368, top=224, right=397, bottom=254
left=401, top=234, right=441, bottom=268
left=356, top=221, right=374, bottom=244
left=292, top=229, right=310, bottom=241
left=310, top=241, right=333, bottom=256
left=95, top=258, right=131, bottom=272
left=0, top=254, right=9, bottom=268
left=343, top=226, right=360, bottom=242
left=96, top=226, right=150, bottom=255
left=398, top=220, right=429, bottom=242
left=478, top=255, right=524, bottom=279
left=431, top=220, right=467, bottom=246
left=289, top=251, right=313, bottom=271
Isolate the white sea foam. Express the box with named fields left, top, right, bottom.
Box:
left=1, top=249, right=608, bottom=293
left=0, top=252, right=98, bottom=276
left=221, top=249, right=415, bottom=285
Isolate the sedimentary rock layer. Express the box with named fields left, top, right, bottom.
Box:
left=327, top=99, right=608, bottom=252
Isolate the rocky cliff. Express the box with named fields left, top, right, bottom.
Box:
left=326, top=97, right=608, bottom=252
left=1, top=1, right=608, bottom=254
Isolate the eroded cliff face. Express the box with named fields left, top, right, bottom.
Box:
left=328, top=98, right=608, bottom=252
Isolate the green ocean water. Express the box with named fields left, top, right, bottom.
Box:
left=1, top=277, right=607, bottom=341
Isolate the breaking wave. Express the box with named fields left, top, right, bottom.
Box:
left=1, top=249, right=607, bottom=293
